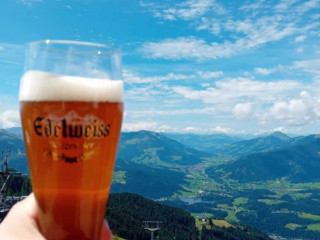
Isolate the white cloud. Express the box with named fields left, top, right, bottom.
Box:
left=171, top=0, right=211, bottom=19
left=273, top=0, right=320, bottom=14
left=125, top=85, right=168, bottom=101
left=122, top=121, right=174, bottom=132
left=128, top=107, right=216, bottom=117
left=166, top=70, right=320, bottom=127
left=297, top=0, right=320, bottom=14
left=254, top=126, right=289, bottom=135
left=123, top=69, right=195, bottom=84
left=140, top=37, right=214, bottom=60
left=243, top=71, right=252, bottom=77
left=0, top=42, right=24, bottom=68
left=200, top=83, right=211, bottom=87
left=152, top=0, right=225, bottom=21
left=254, top=67, right=274, bottom=75
left=225, top=19, right=253, bottom=34
left=170, top=76, right=320, bottom=126
left=197, top=71, right=223, bottom=79
left=123, top=69, right=224, bottom=84
left=233, top=103, right=253, bottom=120
left=239, top=0, right=267, bottom=11
left=172, top=77, right=302, bottom=104
left=140, top=19, right=297, bottom=60
left=297, top=47, right=304, bottom=53
left=140, top=0, right=320, bottom=61
left=0, top=110, right=20, bottom=129
left=272, top=126, right=288, bottom=133
left=275, top=0, right=298, bottom=11
left=312, top=14, right=320, bottom=19
left=183, top=126, right=203, bottom=133
left=197, top=17, right=221, bottom=34
left=182, top=125, right=237, bottom=134
left=210, top=126, right=236, bottom=134
left=295, top=35, right=306, bottom=42
left=258, top=91, right=320, bottom=125
left=292, top=58, right=320, bottom=74
left=18, top=0, right=42, bottom=6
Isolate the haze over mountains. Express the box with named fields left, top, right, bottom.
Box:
left=1, top=127, right=320, bottom=186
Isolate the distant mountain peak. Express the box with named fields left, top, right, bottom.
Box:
left=136, top=129, right=152, bottom=133
left=269, top=131, right=290, bottom=140
left=135, top=130, right=161, bottom=137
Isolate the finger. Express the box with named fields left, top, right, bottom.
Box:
left=100, top=220, right=112, bottom=240
left=17, top=193, right=39, bottom=219
left=0, top=193, right=46, bottom=240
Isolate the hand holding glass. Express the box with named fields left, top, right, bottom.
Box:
left=19, top=40, right=123, bottom=240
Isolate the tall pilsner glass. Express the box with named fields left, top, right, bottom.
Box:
left=19, top=40, right=124, bottom=240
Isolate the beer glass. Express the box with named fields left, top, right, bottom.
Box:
left=19, top=40, right=124, bottom=240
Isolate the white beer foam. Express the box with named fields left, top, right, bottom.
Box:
left=19, top=71, right=124, bottom=102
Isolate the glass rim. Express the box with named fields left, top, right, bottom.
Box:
left=27, top=40, right=120, bottom=55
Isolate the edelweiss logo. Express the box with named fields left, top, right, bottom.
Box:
left=33, top=111, right=110, bottom=139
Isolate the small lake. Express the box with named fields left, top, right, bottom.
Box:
left=180, top=197, right=202, bottom=204
left=180, top=197, right=215, bottom=205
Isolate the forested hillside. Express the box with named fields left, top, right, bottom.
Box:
left=105, top=193, right=272, bottom=240
left=106, top=192, right=198, bottom=240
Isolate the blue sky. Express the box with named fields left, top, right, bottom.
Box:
left=0, top=0, right=320, bottom=135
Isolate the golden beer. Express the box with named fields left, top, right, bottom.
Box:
left=20, top=69, right=124, bottom=240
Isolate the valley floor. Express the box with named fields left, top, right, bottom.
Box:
left=157, top=164, right=320, bottom=240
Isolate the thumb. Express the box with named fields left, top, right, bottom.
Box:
left=100, top=220, right=112, bottom=240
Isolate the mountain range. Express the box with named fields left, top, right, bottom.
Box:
left=118, top=130, right=212, bottom=166
left=2, top=127, right=320, bottom=184
left=221, top=131, right=320, bottom=158
left=2, top=127, right=320, bottom=239
left=207, top=138, right=320, bottom=182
